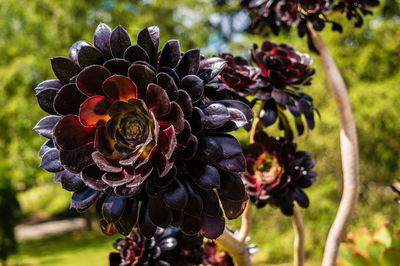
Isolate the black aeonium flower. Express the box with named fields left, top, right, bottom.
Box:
left=250, top=40, right=317, bottom=139
left=241, top=0, right=379, bottom=51
left=109, top=227, right=204, bottom=266
left=241, top=131, right=317, bottom=215
left=34, top=23, right=252, bottom=239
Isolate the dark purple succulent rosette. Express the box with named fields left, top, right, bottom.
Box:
left=241, top=131, right=317, bottom=215
left=109, top=227, right=204, bottom=266
left=250, top=40, right=317, bottom=139
left=34, top=23, right=253, bottom=239
left=331, top=0, right=379, bottom=27
left=241, top=0, right=379, bottom=52
left=217, top=53, right=260, bottom=97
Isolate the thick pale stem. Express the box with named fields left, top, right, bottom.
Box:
left=292, top=204, right=305, bottom=266
left=237, top=201, right=252, bottom=242
left=215, top=228, right=252, bottom=266
left=249, top=101, right=266, bottom=144
left=307, top=23, right=359, bottom=266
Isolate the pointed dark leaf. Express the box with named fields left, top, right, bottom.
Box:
left=180, top=74, right=203, bottom=103
left=176, top=49, right=200, bottom=78
left=202, top=103, right=230, bottom=129
left=34, top=115, right=61, bottom=139
left=261, top=100, right=278, bottom=126
left=78, top=45, right=105, bottom=68
left=219, top=171, right=246, bottom=201
left=137, top=26, right=160, bottom=67
left=159, top=40, right=181, bottom=68
left=40, top=149, right=63, bottom=172
left=110, top=25, right=131, bottom=58
left=220, top=194, right=248, bottom=219
left=116, top=199, right=139, bottom=235
left=39, top=140, right=55, bottom=158
left=71, top=187, right=99, bottom=211
left=146, top=83, right=170, bottom=117
left=102, top=196, right=127, bottom=223
left=59, top=142, right=95, bottom=174
left=200, top=189, right=221, bottom=217
left=148, top=196, right=173, bottom=228
left=36, top=88, right=58, bottom=114
left=35, top=79, right=63, bottom=94
left=69, top=41, right=92, bottom=65
left=181, top=178, right=203, bottom=217
left=181, top=214, right=201, bottom=235
left=163, top=179, right=188, bottom=210
left=76, top=65, right=111, bottom=96
left=157, top=72, right=179, bottom=101
left=198, top=57, right=226, bottom=82
left=54, top=84, right=87, bottom=115
left=200, top=214, right=225, bottom=239
left=139, top=201, right=157, bottom=238
left=103, top=58, right=131, bottom=76
left=128, top=63, right=157, bottom=99
left=94, top=22, right=112, bottom=58
left=188, top=161, right=220, bottom=190
left=54, top=115, right=94, bottom=151
left=124, top=44, right=150, bottom=63
left=80, top=163, right=108, bottom=191
left=196, top=136, right=222, bottom=162
left=60, top=170, right=86, bottom=192
left=176, top=90, right=192, bottom=117
left=50, top=56, right=80, bottom=84
left=187, top=107, right=205, bottom=134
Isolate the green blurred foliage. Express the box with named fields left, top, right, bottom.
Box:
left=1, top=0, right=400, bottom=264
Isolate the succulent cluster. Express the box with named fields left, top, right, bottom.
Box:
left=109, top=227, right=204, bottom=266
left=218, top=41, right=316, bottom=139
left=241, top=131, right=317, bottom=215
left=241, top=0, right=379, bottom=51
left=110, top=227, right=257, bottom=266
left=337, top=224, right=400, bottom=265
left=34, top=23, right=253, bottom=239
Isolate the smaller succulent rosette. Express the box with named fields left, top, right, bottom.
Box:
left=242, top=131, right=317, bottom=215
left=217, top=53, right=260, bottom=97
left=241, top=0, right=379, bottom=51
left=331, top=0, right=380, bottom=27
left=34, top=23, right=252, bottom=239
left=109, top=227, right=204, bottom=266
left=250, top=40, right=317, bottom=139
left=203, top=241, right=234, bottom=266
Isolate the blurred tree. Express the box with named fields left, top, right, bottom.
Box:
left=0, top=176, right=20, bottom=266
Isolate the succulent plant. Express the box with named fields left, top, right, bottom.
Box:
left=215, top=41, right=316, bottom=139
left=241, top=131, right=317, bottom=215
left=109, top=226, right=258, bottom=266
left=109, top=227, right=204, bottom=266
left=218, top=53, right=260, bottom=97
left=241, top=0, right=379, bottom=51
left=250, top=40, right=316, bottom=139
left=338, top=224, right=400, bottom=266
left=34, top=23, right=253, bottom=239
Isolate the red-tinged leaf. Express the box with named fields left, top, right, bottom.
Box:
left=79, top=96, right=111, bottom=126
left=54, top=115, right=94, bottom=151
left=103, top=75, right=137, bottom=102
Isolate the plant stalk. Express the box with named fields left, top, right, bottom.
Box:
left=292, top=204, right=305, bottom=266
left=307, top=23, right=359, bottom=266
left=215, top=228, right=252, bottom=266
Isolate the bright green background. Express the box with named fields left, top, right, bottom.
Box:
left=1, top=0, right=400, bottom=265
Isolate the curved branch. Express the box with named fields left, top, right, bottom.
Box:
left=292, top=204, right=305, bottom=266
left=215, top=228, right=252, bottom=266
left=307, top=23, right=359, bottom=266
left=237, top=201, right=252, bottom=242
